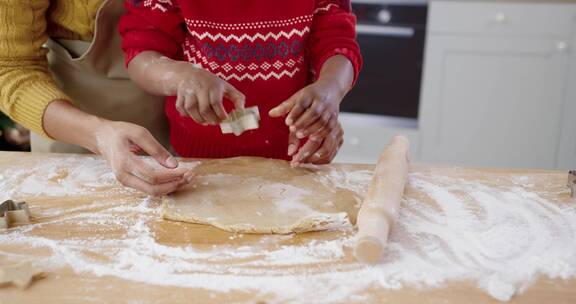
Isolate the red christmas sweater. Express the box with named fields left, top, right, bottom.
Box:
left=119, top=0, right=362, bottom=160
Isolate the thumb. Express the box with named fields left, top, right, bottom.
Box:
left=224, top=83, right=246, bottom=110
left=269, top=93, right=298, bottom=118
left=132, top=127, right=178, bottom=169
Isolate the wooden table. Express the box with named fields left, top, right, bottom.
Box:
left=0, top=152, right=574, bottom=304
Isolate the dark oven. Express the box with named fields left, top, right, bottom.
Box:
left=342, top=0, right=428, bottom=119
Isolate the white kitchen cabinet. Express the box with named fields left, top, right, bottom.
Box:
left=335, top=113, right=419, bottom=164
left=419, top=1, right=576, bottom=169
left=428, top=2, right=574, bottom=37
left=557, top=30, right=576, bottom=169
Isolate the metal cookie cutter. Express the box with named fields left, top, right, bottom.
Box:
left=0, top=200, right=30, bottom=229
left=569, top=171, right=576, bottom=199
left=219, top=106, right=260, bottom=136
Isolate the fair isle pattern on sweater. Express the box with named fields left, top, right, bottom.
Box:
left=181, top=26, right=307, bottom=81
left=137, top=0, right=342, bottom=82
left=120, top=0, right=361, bottom=159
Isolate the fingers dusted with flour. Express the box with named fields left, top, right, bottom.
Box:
left=42, top=101, right=190, bottom=195
left=131, top=127, right=179, bottom=169
left=93, top=121, right=192, bottom=196
left=291, top=121, right=344, bottom=166
left=287, top=132, right=300, bottom=157
left=127, top=51, right=246, bottom=126
left=268, top=80, right=339, bottom=140
left=269, top=55, right=354, bottom=166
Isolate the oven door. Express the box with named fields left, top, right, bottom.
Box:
left=342, top=20, right=427, bottom=119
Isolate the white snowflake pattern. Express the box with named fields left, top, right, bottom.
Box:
left=261, top=62, right=271, bottom=71
left=248, top=63, right=259, bottom=70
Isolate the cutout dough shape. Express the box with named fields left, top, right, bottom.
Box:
left=163, top=157, right=363, bottom=234
left=0, top=262, right=44, bottom=289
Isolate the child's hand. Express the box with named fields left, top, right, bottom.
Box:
left=127, top=52, right=246, bottom=125
left=288, top=120, right=344, bottom=166
left=268, top=79, right=345, bottom=140
left=268, top=78, right=347, bottom=167
left=172, top=63, right=246, bottom=125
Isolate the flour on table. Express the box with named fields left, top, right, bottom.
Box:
left=1, top=157, right=575, bottom=302
left=0, top=155, right=198, bottom=200
left=0, top=156, right=120, bottom=200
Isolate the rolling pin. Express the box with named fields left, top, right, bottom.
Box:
left=354, top=135, right=410, bottom=264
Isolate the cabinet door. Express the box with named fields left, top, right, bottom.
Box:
left=557, top=34, right=576, bottom=170
left=419, top=36, right=570, bottom=169
left=336, top=113, right=420, bottom=164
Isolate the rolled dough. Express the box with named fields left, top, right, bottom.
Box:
left=162, top=157, right=362, bottom=234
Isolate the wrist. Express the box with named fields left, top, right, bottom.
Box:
left=129, top=53, right=193, bottom=97
left=85, top=116, right=111, bottom=154
left=158, top=59, right=188, bottom=96
left=43, top=100, right=110, bottom=154
left=315, top=77, right=349, bottom=103
left=316, top=55, right=355, bottom=101
left=169, top=61, right=203, bottom=93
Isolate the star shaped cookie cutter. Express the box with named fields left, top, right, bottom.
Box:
left=219, top=106, right=260, bottom=136
left=0, top=200, right=30, bottom=229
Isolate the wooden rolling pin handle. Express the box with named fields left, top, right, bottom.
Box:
left=354, top=135, right=410, bottom=264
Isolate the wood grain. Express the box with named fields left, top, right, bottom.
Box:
left=0, top=152, right=574, bottom=304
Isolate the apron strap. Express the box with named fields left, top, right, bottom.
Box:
left=32, top=0, right=169, bottom=153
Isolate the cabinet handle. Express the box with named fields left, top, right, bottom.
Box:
left=493, top=12, right=508, bottom=24
left=356, top=24, right=415, bottom=38
left=556, top=41, right=569, bottom=52
left=377, top=9, right=392, bottom=24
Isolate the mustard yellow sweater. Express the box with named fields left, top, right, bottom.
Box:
left=0, top=0, right=103, bottom=136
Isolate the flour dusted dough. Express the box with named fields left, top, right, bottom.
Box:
left=163, top=157, right=362, bottom=234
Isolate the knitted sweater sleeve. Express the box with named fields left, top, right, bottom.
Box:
left=308, top=0, right=363, bottom=86
left=0, top=0, right=71, bottom=137
left=119, top=0, right=186, bottom=66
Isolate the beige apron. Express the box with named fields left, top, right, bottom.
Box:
left=31, top=0, right=169, bottom=153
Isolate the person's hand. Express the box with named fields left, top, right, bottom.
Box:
left=93, top=121, right=193, bottom=196
left=268, top=79, right=347, bottom=166
left=171, top=62, right=246, bottom=125
left=268, top=79, right=345, bottom=140
left=288, top=121, right=344, bottom=166
left=127, top=52, right=246, bottom=125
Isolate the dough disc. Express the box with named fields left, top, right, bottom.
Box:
left=162, top=157, right=362, bottom=234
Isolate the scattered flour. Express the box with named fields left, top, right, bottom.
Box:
left=397, top=174, right=576, bottom=301
left=0, top=155, right=198, bottom=200
left=319, top=169, right=373, bottom=195
left=262, top=183, right=315, bottom=213
left=1, top=158, right=575, bottom=302
left=0, top=156, right=120, bottom=200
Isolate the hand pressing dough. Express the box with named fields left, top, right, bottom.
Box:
left=163, top=157, right=362, bottom=234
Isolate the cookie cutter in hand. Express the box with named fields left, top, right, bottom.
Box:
left=0, top=200, right=30, bottom=229
left=219, top=106, right=260, bottom=136
left=569, top=170, right=576, bottom=199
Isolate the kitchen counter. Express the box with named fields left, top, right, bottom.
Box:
left=0, top=152, right=574, bottom=303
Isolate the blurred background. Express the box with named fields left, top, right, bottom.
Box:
left=0, top=112, right=30, bottom=152
left=1, top=0, right=575, bottom=170
left=335, top=0, right=576, bottom=170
